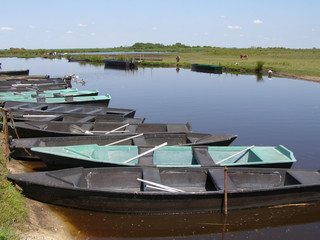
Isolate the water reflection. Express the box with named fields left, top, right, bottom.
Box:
left=52, top=202, right=320, bottom=239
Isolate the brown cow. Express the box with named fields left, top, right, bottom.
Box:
left=240, top=54, right=248, bottom=60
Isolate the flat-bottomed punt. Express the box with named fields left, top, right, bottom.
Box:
left=10, top=132, right=237, bottom=160
left=5, top=112, right=145, bottom=123
left=0, top=94, right=111, bottom=107
left=8, top=121, right=192, bottom=138
left=191, top=63, right=223, bottom=73
left=7, top=167, right=320, bottom=214
left=0, top=69, right=29, bottom=75
left=0, top=88, right=99, bottom=97
left=31, top=144, right=295, bottom=168
left=2, top=101, right=136, bottom=118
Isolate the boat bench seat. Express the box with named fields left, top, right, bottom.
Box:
left=208, top=169, right=238, bottom=191
left=167, top=124, right=190, bottom=133
left=192, top=147, right=217, bottom=166
left=287, top=170, right=320, bottom=184
left=87, top=109, right=102, bottom=114
left=133, top=137, right=147, bottom=146
left=76, top=116, right=96, bottom=123
left=47, top=106, right=66, bottom=111
left=142, top=167, right=161, bottom=191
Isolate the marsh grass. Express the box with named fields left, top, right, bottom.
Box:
left=0, top=134, right=27, bottom=240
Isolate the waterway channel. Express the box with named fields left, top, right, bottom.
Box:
left=1, top=57, right=320, bottom=239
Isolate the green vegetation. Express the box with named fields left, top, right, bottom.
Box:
left=1, top=43, right=320, bottom=78
left=0, top=135, right=27, bottom=240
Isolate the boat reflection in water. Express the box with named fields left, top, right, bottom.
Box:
left=54, top=201, right=320, bottom=239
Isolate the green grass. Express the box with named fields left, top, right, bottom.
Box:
left=0, top=135, right=27, bottom=240
left=1, top=44, right=320, bottom=78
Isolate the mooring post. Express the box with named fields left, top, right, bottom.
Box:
left=2, top=108, right=10, bottom=157
left=224, top=166, right=228, bottom=215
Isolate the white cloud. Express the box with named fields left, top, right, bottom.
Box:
left=77, top=24, right=87, bottom=27
left=0, top=27, right=13, bottom=31
left=66, top=30, right=73, bottom=34
left=204, top=32, right=209, bottom=36
left=28, top=25, right=35, bottom=29
left=151, top=26, right=157, bottom=31
left=220, top=15, right=226, bottom=18
left=227, top=25, right=242, bottom=30
left=253, top=19, right=263, bottom=24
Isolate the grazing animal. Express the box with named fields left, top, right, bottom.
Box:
left=240, top=54, right=248, bottom=60
left=176, top=55, right=181, bottom=62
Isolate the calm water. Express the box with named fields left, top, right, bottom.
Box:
left=1, top=57, right=320, bottom=239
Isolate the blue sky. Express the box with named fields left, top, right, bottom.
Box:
left=1, top=0, right=320, bottom=49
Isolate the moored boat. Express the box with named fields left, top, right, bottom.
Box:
left=0, top=88, right=99, bottom=98
left=104, top=58, right=138, bottom=69
left=191, top=63, right=222, bottom=73
left=31, top=144, right=295, bottom=168
left=2, top=101, right=136, bottom=117
left=0, top=69, right=29, bottom=76
left=5, top=112, right=145, bottom=123
left=10, top=132, right=237, bottom=160
left=8, top=121, right=192, bottom=138
left=7, top=166, right=320, bottom=214
left=0, top=94, right=111, bottom=107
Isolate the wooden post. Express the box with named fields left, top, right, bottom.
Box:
left=224, top=166, right=228, bottom=215
left=2, top=108, right=10, bottom=157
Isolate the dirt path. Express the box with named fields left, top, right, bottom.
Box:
left=7, top=159, right=78, bottom=240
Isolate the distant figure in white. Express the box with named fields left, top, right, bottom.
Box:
left=268, top=68, right=273, bottom=80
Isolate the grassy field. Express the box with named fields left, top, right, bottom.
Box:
left=1, top=45, right=320, bottom=78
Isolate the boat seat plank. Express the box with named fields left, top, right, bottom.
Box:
left=192, top=147, right=216, bottom=166
left=126, top=125, right=138, bottom=133
left=137, top=147, right=154, bottom=166
left=167, top=124, right=191, bottom=133
left=142, top=167, right=161, bottom=191
left=133, top=137, right=147, bottom=146
left=287, top=170, right=320, bottom=184
left=87, top=109, right=102, bottom=114
left=46, top=106, right=65, bottom=111
left=208, top=169, right=237, bottom=191
left=75, top=116, right=96, bottom=123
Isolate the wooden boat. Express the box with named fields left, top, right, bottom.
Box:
left=104, top=58, right=138, bottom=69
left=8, top=121, right=192, bottom=138
left=191, top=63, right=222, bottom=73
left=10, top=132, right=237, bottom=160
left=0, top=88, right=99, bottom=98
left=31, top=144, right=295, bottom=168
left=2, top=101, right=136, bottom=118
left=0, top=78, right=66, bottom=86
left=0, top=94, right=111, bottom=107
left=0, top=83, right=69, bottom=92
left=0, top=69, right=29, bottom=75
left=0, top=75, right=50, bottom=81
left=7, top=166, right=320, bottom=214
left=5, top=112, right=145, bottom=123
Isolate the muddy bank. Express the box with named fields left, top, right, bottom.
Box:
left=7, top=158, right=78, bottom=240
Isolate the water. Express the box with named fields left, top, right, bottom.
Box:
left=1, top=57, right=320, bottom=239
